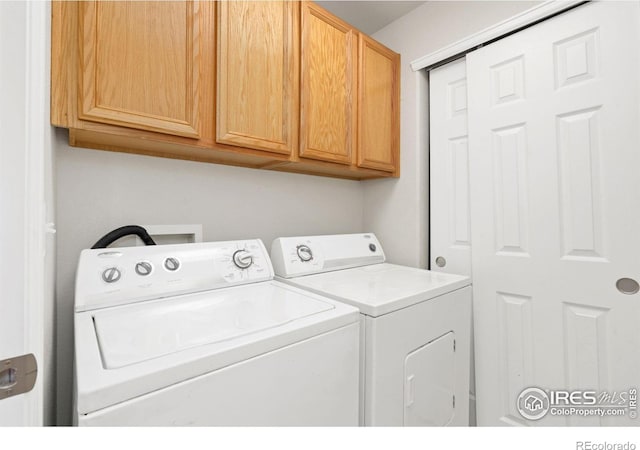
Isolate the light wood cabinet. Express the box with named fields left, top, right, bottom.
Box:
left=217, top=1, right=299, bottom=155
left=357, top=34, right=400, bottom=174
left=299, top=2, right=357, bottom=165
left=78, top=1, right=201, bottom=138
left=51, top=1, right=400, bottom=180
left=52, top=1, right=291, bottom=170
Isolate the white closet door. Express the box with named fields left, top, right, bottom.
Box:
left=429, top=59, right=477, bottom=426
left=468, top=1, right=640, bottom=426
left=429, top=59, right=472, bottom=277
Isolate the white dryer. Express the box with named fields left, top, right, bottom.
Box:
left=271, top=233, right=472, bottom=426
left=73, top=239, right=360, bottom=426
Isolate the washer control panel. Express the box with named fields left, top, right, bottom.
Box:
left=75, top=239, right=273, bottom=312
left=271, top=233, right=385, bottom=278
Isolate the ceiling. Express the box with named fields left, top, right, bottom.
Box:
left=316, top=1, right=427, bottom=35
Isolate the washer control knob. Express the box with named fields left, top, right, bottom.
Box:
left=164, top=257, right=180, bottom=272
left=233, top=250, right=253, bottom=269
left=297, top=245, right=313, bottom=262
left=135, top=261, right=153, bottom=276
left=102, top=267, right=121, bottom=283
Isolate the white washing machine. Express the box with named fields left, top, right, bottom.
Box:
left=271, top=233, right=472, bottom=426
left=73, top=239, right=360, bottom=426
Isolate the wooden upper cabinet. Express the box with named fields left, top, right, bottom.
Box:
left=78, top=1, right=201, bottom=138
left=217, top=1, right=299, bottom=155
left=357, top=34, right=400, bottom=174
left=51, top=1, right=400, bottom=179
left=300, top=2, right=357, bottom=165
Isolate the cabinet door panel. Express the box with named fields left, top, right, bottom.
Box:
left=79, top=1, right=200, bottom=138
left=357, top=35, right=399, bottom=173
left=300, top=2, right=356, bottom=165
left=217, top=1, right=298, bottom=155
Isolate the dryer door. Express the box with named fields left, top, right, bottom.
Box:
left=404, top=332, right=456, bottom=426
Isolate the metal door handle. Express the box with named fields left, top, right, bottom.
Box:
left=616, top=278, right=639, bottom=295
left=0, top=354, right=37, bottom=400
left=435, top=256, right=446, bottom=268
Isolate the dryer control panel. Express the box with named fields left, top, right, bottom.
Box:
left=75, top=239, right=273, bottom=312
left=271, top=233, right=385, bottom=278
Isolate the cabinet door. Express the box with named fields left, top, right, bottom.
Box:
left=300, top=2, right=357, bottom=165
left=357, top=34, right=399, bottom=173
left=78, top=1, right=201, bottom=138
left=217, top=1, right=299, bottom=155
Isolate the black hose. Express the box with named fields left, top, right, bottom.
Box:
left=91, top=225, right=157, bottom=249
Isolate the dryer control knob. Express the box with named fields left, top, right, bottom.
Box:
left=297, top=245, right=313, bottom=262
left=233, top=250, right=254, bottom=269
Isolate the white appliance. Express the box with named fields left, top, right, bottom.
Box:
left=73, top=239, right=360, bottom=426
left=271, top=233, right=472, bottom=426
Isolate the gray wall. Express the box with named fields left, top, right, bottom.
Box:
left=363, top=1, right=541, bottom=268
left=54, top=131, right=365, bottom=424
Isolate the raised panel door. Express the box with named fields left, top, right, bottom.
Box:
left=300, top=2, right=356, bottom=165
left=468, top=1, right=640, bottom=426
left=357, top=34, right=399, bottom=173
left=78, top=1, right=201, bottom=138
left=217, top=1, right=299, bottom=155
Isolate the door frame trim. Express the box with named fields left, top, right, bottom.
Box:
left=22, top=0, right=50, bottom=426
left=410, top=0, right=585, bottom=71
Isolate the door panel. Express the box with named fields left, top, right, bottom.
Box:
left=429, top=59, right=476, bottom=426
left=429, top=59, right=472, bottom=277
left=217, top=1, right=299, bottom=155
left=404, top=332, right=456, bottom=426
left=467, top=1, right=640, bottom=426
left=300, top=2, right=356, bottom=165
left=357, top=34, right=399, bottom=173
left=79, top=1, right=201, bottom=138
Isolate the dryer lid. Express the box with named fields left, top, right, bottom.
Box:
left=92, top=282, right=334, bottom=369
left=281, top=263, right=470, bottom=317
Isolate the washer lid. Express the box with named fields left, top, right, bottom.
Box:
left=93, top=283, right=334, bottom=369
left=75, top=281, right=359, bottom=415
left=281, top=263, right=471, bottom=317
